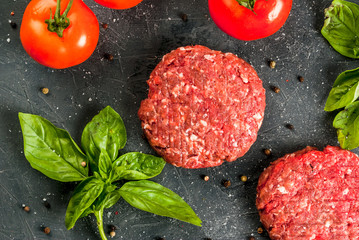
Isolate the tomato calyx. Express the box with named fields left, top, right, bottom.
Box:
left=45, top=0, right=73, bottom=37
left=235, top=0, right=257, bottom=11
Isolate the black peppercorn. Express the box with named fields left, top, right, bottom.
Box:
left=104, top=53, right=114, bottom=61
left=286, top=123, right=294, bottom=130
left=181, top=13, right=188, bottom=22
left=223, top=180, right=231, bottom=188
left=10, top=22, right=17, bottom=29
left=43, top=199, right=51, bottom=209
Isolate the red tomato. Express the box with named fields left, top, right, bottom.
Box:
left=208, top=0, right=292, bottom=41
left=20, top=0, right=99, bottom=69
left=93, top=0, right=143, bottom=9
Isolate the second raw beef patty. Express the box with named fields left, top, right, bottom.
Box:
left=257, top=146, right=359, bottom=239
left=138, top=45, right=266, bottom=168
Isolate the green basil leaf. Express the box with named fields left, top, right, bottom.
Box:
left=111, top=152, right=166, bottom=182
left=119, top=180, right=202, bottom=226
left=325, top=67, right=359, bottom=111
left=65, top=177, right=105, bottom=229
left=79, top=206, right=94, bottom=219
left=333, top=101, right=359, bottom=150
left=97, top=190, right=122, bottom=210
left=98, top=150, right=113, bottom=179
left=18, top=113, right=88, bottom=182
left=80, top=184, right=119, bottom=219
left=81, top=106, right=127, bottom=169
left=321, top=0, right=359, bottom=58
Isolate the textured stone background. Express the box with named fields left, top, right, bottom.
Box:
left=0, top=0, right=358, bottom=239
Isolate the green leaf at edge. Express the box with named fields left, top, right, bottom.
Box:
left=111, top=152, right=166, bottom=182
left=18, top=112, right=88, bottom=182
left=119, top=180, right=202, bottom=227
left=81, top=106, right=127, bottom=170
left=325, top=67, right=359, bottom=111
left=65, top=177, right=105, bottom=229
left=333, top=101, right=359, bottom=149
left=321, top=0, right=359, bottom=59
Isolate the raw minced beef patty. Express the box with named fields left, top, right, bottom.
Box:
left=138, top=45, right=265, bottom=168
left=257, top=146, right=359, bottom=240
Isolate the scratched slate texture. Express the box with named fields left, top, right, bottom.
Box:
left=1, top=0, right=359, bottom=239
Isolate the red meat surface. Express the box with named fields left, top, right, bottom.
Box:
left=138, top=45, right=266, bottom=168
left=256, top=146, right=359, bottom=240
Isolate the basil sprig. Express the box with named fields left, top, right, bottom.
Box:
left=321, top=0, right=359, bottom=59
left=325, top=68, right=359, bottom=149
left=19, top=106, right=202, bottom=240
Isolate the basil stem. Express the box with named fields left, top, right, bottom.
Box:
left=94, top=209, right=107, bottom=240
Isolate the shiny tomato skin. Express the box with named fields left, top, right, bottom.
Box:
left=20, top=0, right=99, bottom=69
left=93, top=0, right=143, bottom=9
left=208, top=0, right=292, bottom=41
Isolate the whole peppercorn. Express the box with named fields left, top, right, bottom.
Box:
left=272, top=86, right=280, bottom=93
left=43, top=198, right=51, bottom=209
left=249, top=237, right=255, bottom=240
left=44, top=227, right=51, bottom=234
left=102, top=23, right=109, bottom=29
left=81, top=161, right=87, bottom=167
left=104, top=53, right=114, bottom=61
left=10, top=22, right=17, bottom=29
left=298, top=76, right=304, bottom=82
left=263, top=148, right=271, bottom=156
left=223, top=180, right=231, bottom=188
left=11, top=11, right=15, bottom=16
left=286, top=123, right=294, bottom=130
left=269, top=60, right=276, bottom=69
left=41, top=87, right=49, bottom=95
left=240, top=175, right=248, bottom=182
left=203, top=175, right=209, bottom=181
left=110, top=231, right=116, bottom=238
left=257, top=227, right=264, bottom=234
left=23, top=205, right=30, bottom=212
left=181, top=13, right=188, bottom=22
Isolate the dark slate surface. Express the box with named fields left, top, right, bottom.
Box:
left=1, top=0, right=358, bottom=239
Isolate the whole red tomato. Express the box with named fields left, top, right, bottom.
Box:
left=20, top=0, right=99, bottom=69
left=208, top=0, right=292, bottom=41
left=93, top=0, right=143, bottom=9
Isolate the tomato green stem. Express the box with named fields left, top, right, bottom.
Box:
left=45, top=0, right=73, bottom=37
left=94, top=209, right=108, bottom=240
left=236, top=0, right=256, bottom=11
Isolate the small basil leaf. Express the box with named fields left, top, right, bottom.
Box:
left=321, top=0, right=359, bottom=58
left=111, top=152, right=166, bottom=182
left=65, top=177, right=105, bottom=229
left=79, top=206, right=94, bottom=219
left=98, top=190, right=122, bottom=210
left=333, top=101, right=359, bottom=150
left=325, top=67, right=359, bottom=111
left=84, top=184, right=120, bottom=213
left=98, top=150, right=113, bottom=179
left=119, top=180, right=202, bottom=226
left=19, top=113, right=88, bottom=182
left=81, top=106, right=127, bottom=169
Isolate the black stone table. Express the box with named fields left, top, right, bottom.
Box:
left=0, top=0, right=358, bottom=239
